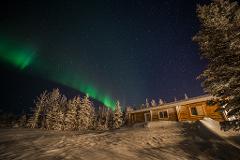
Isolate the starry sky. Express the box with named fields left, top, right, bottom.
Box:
left=0, top=0, right=210, bottom=113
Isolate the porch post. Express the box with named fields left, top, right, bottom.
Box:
left=150, top=110, right=153, bottom=121
left=128, top=113, right=131, bottom=124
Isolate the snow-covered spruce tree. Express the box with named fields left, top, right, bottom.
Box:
left=64, top=98, right=79, bottom=131
left=193, top=0, right=240, bottom=131
left=113, top=101, right=123, bottom=129
left=95, top=106, right=107, bottom=130
left=95, top=106, right=102, bottom=130
left=95, top=106, right=108, bottom=130
left=45, top=109, right=54, bottom=130
left=39, top=94, right=51, bottom=129
left=151, top=99, right=157, bottom=107
left=184, top=93, right=188, bottom=100
left=45, top=88, right=63, bottom=130
left=53, top=109, right=65, bottom=131
left=77, top=94, right=95, bottom=130
left=145, top=98, right=150, bottom=108
left=159, top=98, right=164, bottom=105
left=174, top=97, right=177, bottom=102
left=52, top=92, right=67, bottom=131
left=107, top=108, right=114, bottom=129
left=27, top=91, right=48, bottom=128
left=55, top=95, right=67, bottom=131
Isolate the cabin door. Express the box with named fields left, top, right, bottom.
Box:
left=144, top=113, right=151, bottom=122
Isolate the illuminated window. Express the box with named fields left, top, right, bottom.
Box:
left=159, top=111, right=168, bottom=118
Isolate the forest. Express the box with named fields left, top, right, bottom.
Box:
left=3, top=88, right=126, bottom=131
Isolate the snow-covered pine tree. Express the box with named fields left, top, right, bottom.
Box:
left=55, top=95, right=67, bottom=131
left=145, top=98, right=150, bottom=108
left=95, top=106, right=102, bottom=130
left=159, top=99, right=164, bottom=105
left=193, top=0, right=240, bottom=131
left=53, top=110, right=65, bottom=131
left=46, top=88, right=62, bottom=130
left=64, top=98, right=79, bottom=131
left=97, top=106, right=107, bottom=130
left=96, top=106, right=109, bottom=130
left=184, top=93, right=188, bottom=100
left=39, top=94, right=50, bottom=129
left=113, top=101, right=123, bottom=129
left=45, top=109, right=54, bottom=130
left=27, top=91, right=48, bottom=128
left=77, top=94, right=95, bottom=130
left=174, top=97, right=177, bottom=102
left=107, top=108, right=114, bottom=129
left=151, top=99, right=157, bottom=107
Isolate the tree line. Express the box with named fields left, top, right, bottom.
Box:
left=26, top=88, right=125, bottom=131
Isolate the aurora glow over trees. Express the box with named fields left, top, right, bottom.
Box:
left=1, top=0, right=216, bottom=114
left=27, top=88, right=122, bottom=131
left=0, top=39, right=115, bottom=109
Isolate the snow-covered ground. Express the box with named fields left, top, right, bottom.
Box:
left=0, top=120, right=239, bottom=160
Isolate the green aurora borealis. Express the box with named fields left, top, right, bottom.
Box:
left=0, top=39, right=36, bottom=70
left=0, top=39, right=116, bottom=109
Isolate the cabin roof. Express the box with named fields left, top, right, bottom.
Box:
left=128, top=94, right=214, bottom=114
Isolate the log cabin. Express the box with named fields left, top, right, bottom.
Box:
left=127, top=95, right=226, bottom=125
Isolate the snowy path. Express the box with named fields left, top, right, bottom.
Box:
left=0, top=121, right=239, bottom=160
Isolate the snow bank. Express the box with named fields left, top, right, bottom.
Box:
left=144, top=121, right=179, bottom=128
left=1, top=121, right=240, bottom=160
left=200, top=117, right=240, bottom=149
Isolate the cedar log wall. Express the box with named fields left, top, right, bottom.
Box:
left=129, top=106, right=178, bottom=124
left=177, top=101, right=224, bottom=122
left=128, top=100, right=225, bottom=124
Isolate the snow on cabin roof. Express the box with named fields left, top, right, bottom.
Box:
left=129, top=94, right=214, bottom=114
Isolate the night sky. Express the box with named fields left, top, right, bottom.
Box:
left=0, top=0, right=210, bottom=113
